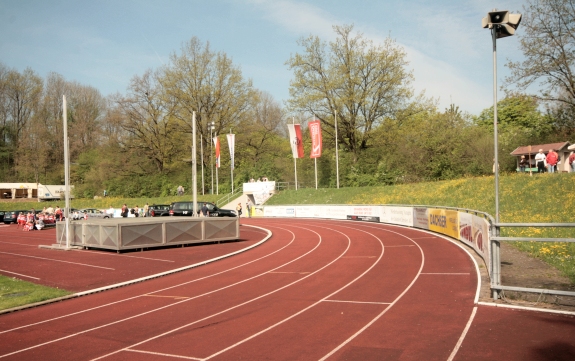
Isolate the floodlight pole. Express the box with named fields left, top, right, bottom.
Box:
left=63, top=95, right=71, bottom=250
left=335, top=110, right=339, bottom=189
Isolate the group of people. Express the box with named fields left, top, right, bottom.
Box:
left=236, top=199, right=253, bottom=218
left=120, top=203, right=150, bottom=217
left=248, top=176, right=268, bottom=183
left=518, top=149, right=575, bottom=173
left=18, top=207, right=60, bottom=231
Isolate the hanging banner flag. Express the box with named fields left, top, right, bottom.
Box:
left=213, top=136, right=220, bottom=168
left=287, top=124, right=304, bottom=158
left=226, top=133, right=235, bottom=170
left=309, top=120, right=322, bottom=158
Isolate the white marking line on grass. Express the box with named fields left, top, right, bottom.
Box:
left=323, top=299, right=391, bottom=305
left=447, top=306, right=477, bottom=361
left=0, top=269, right=40, bottom=280
left=0, top=251, right=114, bottom=270
left=125, top=349, right=202, bottom=360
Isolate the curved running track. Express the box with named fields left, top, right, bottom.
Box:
left=0, top=218, right=478, bottom=360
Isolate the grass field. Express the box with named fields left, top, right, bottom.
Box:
left=1, top=172, right=574, bottom=310
left=266, top=173, right=575, bottom=282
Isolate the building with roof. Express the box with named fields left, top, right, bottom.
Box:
left=0, top=183, right=72, bottom=201
left=510, top=142, right=572, bottom=172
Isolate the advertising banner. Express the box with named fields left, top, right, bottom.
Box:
left=213, top=136, right=220, bottom=168
left=226, top=134, right=235, bottom=170
left=381, top=206, right=414, bottom=227
left=428, top=209, right=459, bottom=239
left=309, top=120, right=322, bottom=158
left=413, top=207, right=429, bottom=229
left=287, top=124, right=304, bottom=158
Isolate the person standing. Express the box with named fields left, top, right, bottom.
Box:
left=134, top=205, right=140, bottom=217
left=246, top=199, right=252, bottom=218
left=569, top=151, right=575, bottom=173
left=236, top=203, right=243, bottom=217
left=201, top=203, right=209, bottom=217
left=546, top=149, right=558, bottom=173
left=535, top=149, right=546, bottom=173
left=121, top=204, right=128, bottom=218
left=143, top=203, right=149, bottom=217
left=519, top=155, right=528, bottom=172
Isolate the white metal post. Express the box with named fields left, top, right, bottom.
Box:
left=492, top=27, right=500, bottom=224
left=192, top=112, right=197, bottom=217
left=335, top=110, right=339, bottom=189
left=201, top=136, right=204, bottom=195
left=63, top=95, right=71, bottom=250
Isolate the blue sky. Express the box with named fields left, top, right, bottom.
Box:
left=1, top=0, right=526, bottom=115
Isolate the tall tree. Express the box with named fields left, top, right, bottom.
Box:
left=506, top=0, right=575, bottom=109
left=287, top=24, right=413, bottom=163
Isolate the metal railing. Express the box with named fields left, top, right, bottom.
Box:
left=490, top=222, right=575, bottom=300
left=216, top=187, right=243, bottom=207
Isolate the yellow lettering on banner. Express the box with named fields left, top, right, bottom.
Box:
left=428, top=209, right=459, bottom=239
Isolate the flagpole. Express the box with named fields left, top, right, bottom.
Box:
left=192, top=111, right=197, bottom=217
left=293, top=117, right=298, bottom=191
left=335, top=110, right=339, bottom=189
left=314, top=158, right=318, bottom=189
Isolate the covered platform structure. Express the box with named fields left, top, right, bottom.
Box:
left=52, top=216, right=239, bottom=252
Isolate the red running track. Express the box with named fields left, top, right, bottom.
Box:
left=0, top=219, right=573, bottom=360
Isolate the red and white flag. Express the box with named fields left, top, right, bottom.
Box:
left=309, top=120, right=322, bottom=158
left=287, top=124, right=304, bottom=158
left=213, top=136, right=220, bottom=168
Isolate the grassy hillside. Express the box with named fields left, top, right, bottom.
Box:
left=267, top=173, right=575, bottom=282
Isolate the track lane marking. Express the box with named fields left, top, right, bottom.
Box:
left=125, top=348, right=202, bottom=360
left=0, top=251, right=114, bottom=270
left=0, top=227, right=280, bottom=336
left=0, top=269, right=40, bottom=280
left=74, top=250, right=176, bottom=263
left=324, top=300, right=391, bottom=305
left=186, top=223, right=386, bottom=360
left=447, top=306, right=478, bottom=361
left=143, top=295, right=190, bottom=300
left=318, top=224, right=425, bottom=361
left=91, top=226, right=343, bottom=361
left=1, top=226, right=320, bottom=358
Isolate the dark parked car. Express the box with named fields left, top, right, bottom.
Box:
left=3, top=210, right=31, bottom=224
left=0, top=211, right=5, bottom=222
left=169, top=201, right=236, bottom=217
left=149, top=204, right=170, bottom=217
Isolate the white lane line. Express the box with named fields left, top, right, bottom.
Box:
left=0, top=226, right=275, bottom=336
left=447, top=306, right=478, bottom=361
left=421, top=273, right=470, bottom=275
left=74, top=250, right=175, bottom=263
left=323, top=300, right=391, bottom=305
left=0, top=269, right=40, bottom=280
left=125, top=348, right=202, bottom=360
left=0, top=226, right=311, bottom=359
left=268, top=271, right=310, bottom=274
left=90, top=226, right=338, bottom=361
left=0, top=241, right=37, bottom=247
left=143, top=295, right=189, bottom=300
left=0, top=251, right=114, bottom=270
left=319, top=225, right=425, bottom=361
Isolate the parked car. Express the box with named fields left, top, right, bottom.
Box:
left=0, top=211, right=5, bottom=222
left=169, top=201, right=236, bottom=217
left=75, top=208, right=112, bottom=220
left=3, top=210, right=26, bottom=224
left=149, top=204, right=170, bottom=217
left=3, top=210, right=34, bottom=224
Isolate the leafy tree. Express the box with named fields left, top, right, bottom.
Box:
left=287, top=24, right=413, bottom=163
left=506, top=0, right=575, bottom=108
